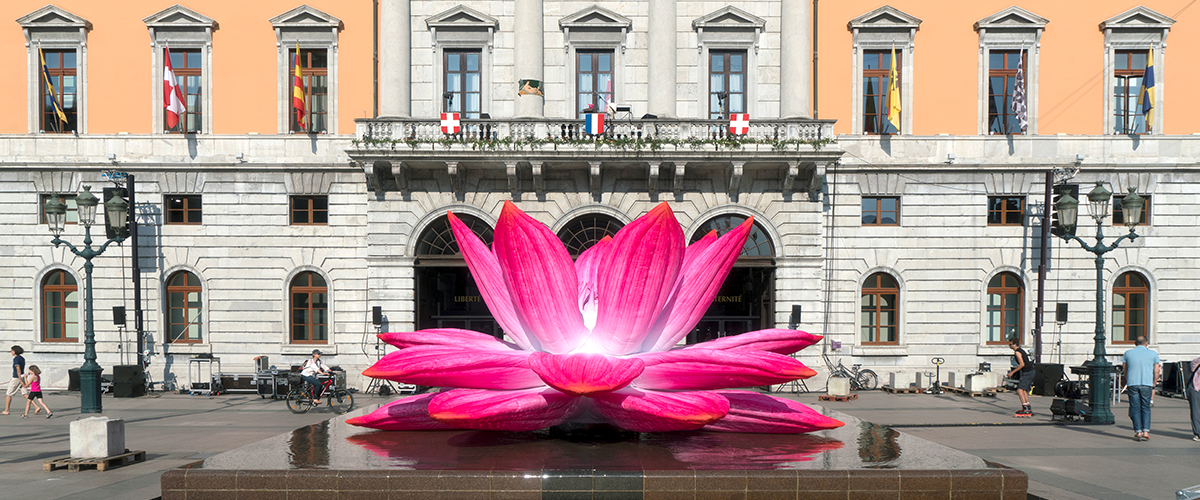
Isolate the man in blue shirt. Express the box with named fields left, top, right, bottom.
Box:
left=4, top=345, right=26, bottom=415
left=1122, top=336, right=1161, bottom=441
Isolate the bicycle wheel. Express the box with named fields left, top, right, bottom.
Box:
left=286, top=389, right=310, bottom=414
left=329, top=390, right=355, bottom=415
left=857, top=369, right=879, bottom=391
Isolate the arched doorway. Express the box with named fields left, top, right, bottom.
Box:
left=413, top=213, right=501, bottom=337
left=556, top=212, right=624, bottom=256
left=686, top=214, right=776, bottom=345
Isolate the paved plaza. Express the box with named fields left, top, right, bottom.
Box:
left=0, top=388, right=1195, bottom=499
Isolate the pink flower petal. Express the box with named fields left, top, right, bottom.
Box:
left=575, top=236, right=612, bottom=330
left=527, top=352, right=645, bottom=397
left=593, top=203, right=685, bottom=354
left=428, top=387, right=584, bottom=431
left=632, top=349, right=816, bottom=390
left=345, top=394, right=457, bottom=430
left=448, top=212, right=536, bottom=351
left=591, top=388, right=730, bottom=432
left=646, top=217, right=753, bottom=352
left=703, top=391, right=845, bottom=433
left=493, top=201, right=588, bottom=353
left=362, top=345, right=543, bottom=390
left=378, top=328, right=521, bottom=351
left=683, top=329, right=823, bottom=356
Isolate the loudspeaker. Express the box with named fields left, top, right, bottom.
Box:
left=1055, top=303, right=1068, bottom=324
left=112, top=364, right=145, bottom=398
left=68, top=368, right=80, bottom=391
left=1031, top=363, right=1065, bottom=396
left=790, top=305, right=802, bottom=326
left=113, top=306, right=126, bottom=326
left=1162, top=361, right=1188, bottom=395
left=113, top=364, right=143, bottom=383
left=372, top=306, right=383, bottom=326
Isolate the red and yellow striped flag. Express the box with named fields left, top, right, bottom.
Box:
left=293, top=42, right=306, bottom=132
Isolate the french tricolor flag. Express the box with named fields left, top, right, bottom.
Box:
left=584, top=113, right=605, bottom=135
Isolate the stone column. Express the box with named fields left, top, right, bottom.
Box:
left=515, top=0, right=544, bottom=118
left=379, top=0, right=411, bottom=117
left=780, top=0, right=811, bottom=118
left=647, top=0, right=677, bottom=117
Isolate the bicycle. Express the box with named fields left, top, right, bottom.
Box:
left=286, top=374, right=354, bottom=414
left=827, top=359, right=878, bottom=391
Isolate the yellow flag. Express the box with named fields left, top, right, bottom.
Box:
left=39, top=47, right=69, bottom=124
left=887, top=46, right=901, bottom=132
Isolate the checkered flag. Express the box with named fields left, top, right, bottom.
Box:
left=1011, top=50, right=1028, bottom=132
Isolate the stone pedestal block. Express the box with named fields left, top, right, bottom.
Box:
left=828, top=377, right=850, bottom=396
left=70, top=417, right=125, bottom=459
left=947, top=372, right=957, bottom=388
left=965, top=374, right=988, bottom=392
left=889, top=372, right=913, bottom=389
left=915, top=372, right=926, bottom=389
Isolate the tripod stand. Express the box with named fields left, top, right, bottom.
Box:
left=364, top=326, right=399, bottom=396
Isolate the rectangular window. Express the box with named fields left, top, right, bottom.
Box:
left=166, top=49, right=203, bottom=133
left=445, top=50, right=481, bottom=119
left=577, top=51, right=614, bottom=118
left=862, top=50, right=899, bottom=135
left=1114, top=50, right=1149, bottom=135
left=165, top=195, right=203, bottom=225
left=291, top=196, right=328, bottom=225
left=709, top=51, right=745, bottom=119
left=1113, top=195, right=1150, bottom=226
left=862, top=197, right=899, bottom=226
left=291, top=48, right=328, bottom=133
left=39, top=194, right=78, bottom=225
left=988, top=50, right=1024, bottom=135
left=987, top=196, right=1025, bottom=226
left=40, top=49, right=78, bottom=133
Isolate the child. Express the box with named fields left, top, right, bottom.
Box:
left=22, top=366, right=51, bottom=419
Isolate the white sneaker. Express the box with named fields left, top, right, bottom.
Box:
left=1193, top=435, right=1199, bottom=442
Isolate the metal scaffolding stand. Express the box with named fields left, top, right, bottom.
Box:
left=364, top=325, right=402, bottom=396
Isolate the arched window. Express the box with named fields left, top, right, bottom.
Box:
left=688, top=214, right=775, bottom=257
left=986, top=272, right=1023, bottom=344
left=416, top=214, right=494, bottom=256
left=291, top=271, right=328, bottom=344
left=557, top=213, right=623, bottom=256
left=42, top=270, right=79, bottom=342
left=861, top=273, right=899, bottom=345
left=1112, top=272, right=1149, bottom=344
left=167, top=271, right=203, bottom=343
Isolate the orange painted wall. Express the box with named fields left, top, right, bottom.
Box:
left=818, top=1, right=1198, bottom=135
left=1, top=1, right=372, bottom=134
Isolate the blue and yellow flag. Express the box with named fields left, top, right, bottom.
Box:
left=39, top=47, right=69, bottom=124
left=1137, top=47, right=1155, bottom=132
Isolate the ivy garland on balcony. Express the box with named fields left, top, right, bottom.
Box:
left=352, top=134, right=834, bottom=153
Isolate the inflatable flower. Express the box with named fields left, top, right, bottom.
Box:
left=348, top=201, right=842, bottom=433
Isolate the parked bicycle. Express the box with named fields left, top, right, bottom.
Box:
left=286, top=373, right=354, bottom=414
left=828, top=359, right=878, bottom=391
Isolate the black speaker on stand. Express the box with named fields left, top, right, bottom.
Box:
left=366, top=306, right=397, bottom=396
left=1055, top=303, right=1068, bottom=324
left=1031, top=363, right=1065, bottom=396
left=112, top=364, right=145, bottom=398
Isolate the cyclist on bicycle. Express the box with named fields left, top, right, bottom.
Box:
left=300, top=349, right=331, bottom=405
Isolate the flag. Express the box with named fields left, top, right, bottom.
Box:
left=38, top=47, right=69, bottom=126
left=886, top=46, right=901, bottom=132
left=584, top=113, right=605, bottom=135
left=1011, top=49, right=1028, bottom=133
left=163, top=47, right=187, bottom=130
left=440, top=112, right=461, bottom=134
left=293, top=42, right=307, bottom=132
left=729, top=113, right=750, bottom=135
left=1137, top=47, right=1155, bottom=132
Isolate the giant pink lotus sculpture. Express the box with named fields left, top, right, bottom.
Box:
left=347, top=201, right=842, bottom=434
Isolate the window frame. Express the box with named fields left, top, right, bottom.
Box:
left=861, top=272, right=900, bottom=346
left=974, top=7, right=1045, bottom=135
left=1112, top=50, right=1149, bottom=135
left=708, top=50, right=747, bottom=120
left=444, top=49, right=483, bottom=119
left=1113, top=195, right=1151, bottom=226
left=849, top=6, right=919, bottom=136
left=20, top=5, right=90, bottom=134
left=986, top=50, right=1025, bottom=135
left=694, top=7, right=762, bottom=122
left=289, top=48, right=330, bottom=133
left=861, top=196, right=900, bottom=226
left=1111, top=272, right=1149, bottom=345
left=164, top=194, right=203, bottom=225
left=1101, top=7, right=1173, bottom=136
left=166, top=271, right=204, bottom=343
left=290, top=195, right=329, bottom=226
left=42, top=269, right=80, bottom=343
left=273, top=6, right=341, bottom=134
left=145, top=5, right=215, bottom=135
left=985, top=272, right=1023, bottom=345
left=576, top=50, right=616, bottom=117
left=987, top=196, right=1025, bottom=226
left=290, top=271, right=329, bottom=344
left=427, top=5, right=496, bottom=126
left=861, top=50, right=900, bottom=135
left=40, top=193, right=79, bottom=226
left=164, top=48, right=203, bottom=134
left=38, top=49, right=79, bottom=134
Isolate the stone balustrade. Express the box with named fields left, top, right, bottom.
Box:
left=356, top=118, right=835, bottom=145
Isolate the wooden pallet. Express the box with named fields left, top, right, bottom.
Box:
left=44, top=450, right=145, bottom=472
left=941, top=385, right=996, bottom=397
left=819, top=394, right=858, bottom=402
left=880, top=385, right=920, bottom=394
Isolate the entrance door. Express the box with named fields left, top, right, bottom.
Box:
left=415, top=266, right=500, bottom=337
left=686, top=267, right=774, bottom=345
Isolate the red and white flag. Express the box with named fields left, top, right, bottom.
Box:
left=163, top=47, right=186, bottom=130
left=729, top=113, right=750, bottom=135
left=440, top=112, right=461, bottom=134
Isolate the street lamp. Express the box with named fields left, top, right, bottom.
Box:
left=44, top=185, right=129, bottom=413
left=1053, top=181, right=1144, bottom=424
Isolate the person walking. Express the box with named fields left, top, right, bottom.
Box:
left=1188, top=355, right=1200, bottom=442
left=4, top=345, right=27, bottom=415
left=1006, top=338, right=1035, bottom=417
left=21, top=366, right=51, bottom=419
left=1122, top=336, right=1161, bottom=441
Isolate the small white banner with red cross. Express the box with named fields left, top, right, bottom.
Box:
left=729, top=113, right=750, bottom=135
left=440, top=113, right=461, bottom=134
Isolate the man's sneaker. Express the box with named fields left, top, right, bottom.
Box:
left=1014, top=408, right=1033, bottom=417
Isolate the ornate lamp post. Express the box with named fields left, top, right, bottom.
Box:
left=1053, top=181, right=1144, bottom=424
left=44, top=186, right=129, bottom=413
